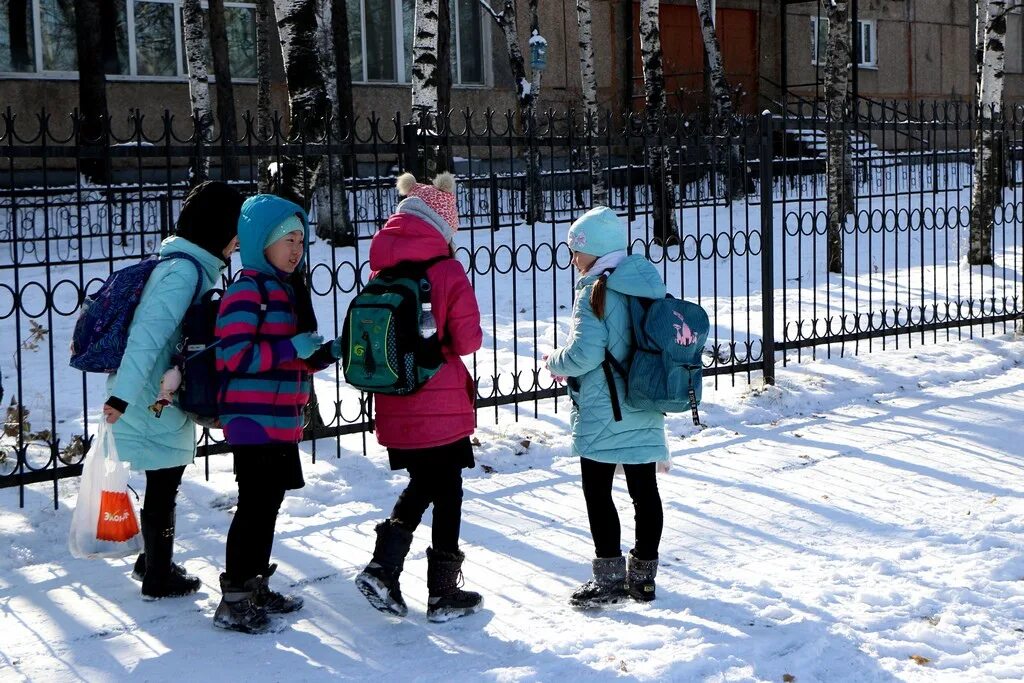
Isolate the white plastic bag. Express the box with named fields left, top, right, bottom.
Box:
left=68, top=422, right=142, bottom=559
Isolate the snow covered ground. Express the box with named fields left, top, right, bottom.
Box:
left=2, top=333, right=1023, bottom=682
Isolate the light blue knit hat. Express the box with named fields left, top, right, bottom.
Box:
left=566, top=206, right=626, bottom=257
left=264, top=212, right=305, bottom=249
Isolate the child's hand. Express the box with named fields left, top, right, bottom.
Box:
left=291, top=332, right=325, bottom=359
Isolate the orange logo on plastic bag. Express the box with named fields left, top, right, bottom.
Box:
left=96, top=490, right=140, bottom=542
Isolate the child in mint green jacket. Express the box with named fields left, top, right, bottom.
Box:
left=546, top=206, right=669, bottom=609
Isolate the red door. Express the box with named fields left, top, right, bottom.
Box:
left=632, top=4, right=760, bottom=114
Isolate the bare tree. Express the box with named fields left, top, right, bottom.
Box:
left=182, top=0, right=213, bottom=184
left=255, top=0, right=274, bottom=192
left=479, top=0, right=546, bottom=224
left=822, top=0, right=853, bottom=274
left=574, top=0, right=607, bottom=206
left=969, top=0, right=1007, bottom=266
left=695, top=0, right=748, bottom=200
left=73, top=0, right=109, bottom=183
left=271, top=0, right=332, bottom=208
left=638, top=0, right=677, bottom=243
left=410, top=0, right=449, bottom=179
left=208, top=0, right=240, bottom=180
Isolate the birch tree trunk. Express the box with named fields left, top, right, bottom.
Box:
left=411, top=0, right=444, bottom=179
left=272, top=0, right=331, bottom=208
left=969, top=0, right=1007, bottom=266
left=182, top=0, right=213, bottom=185
left=523, top=0, right=545, bottom=224
left=208, top=0, right=240, bottom=180
left=575, top=0, right=607, bottom=206
left=255, top=0, right=273, bottom=192
left=822, top=0, right=852, bottom=274
left=638, top=0, right=677, bottom=243
left=312, top=0, right=354, bottom=244
left=480, top=0, right=545, bottom=224
left=436, top=0, right=454, bottom=174
left=695, top=0, right=747, bottom=200
left=73, top=0, right=109, bottom=183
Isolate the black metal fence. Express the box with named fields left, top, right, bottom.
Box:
left=3, top=102, right=1022, bottom=507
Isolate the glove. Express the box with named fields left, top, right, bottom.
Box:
left=291, top=332, right=325, bottom=360
left=330, top=336, right=343, bottom=360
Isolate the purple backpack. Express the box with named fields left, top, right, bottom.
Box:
left=69, top=254, right=202, bottom=373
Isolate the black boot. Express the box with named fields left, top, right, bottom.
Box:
left=425, top=547, right=483, bottom=623
left=569, top=556, right=628, bottom=609
left=355, top=519, right=414, bottom=617
left=626, top=550, right=658, bottom=602
left=131, top=553, right=188, bottom=582
left=140, top=510, right=201, bottom=600
left=213, top=573, right=271, bottom=634
left=253, top=563, right=303, bottom=614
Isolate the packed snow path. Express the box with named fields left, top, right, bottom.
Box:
left=2, top=336, right=1023, bottom=682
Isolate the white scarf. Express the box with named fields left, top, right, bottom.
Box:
left=588, top=250, right=627, bottom=277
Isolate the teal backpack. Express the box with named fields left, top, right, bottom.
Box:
left=341, top=257, right=447, bottom=395
left=603, top=292, right=710, bottom=426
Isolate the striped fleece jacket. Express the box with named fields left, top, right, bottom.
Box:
left=215, top=194, right=336, bottom=446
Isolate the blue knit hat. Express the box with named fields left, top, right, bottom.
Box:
left=566, top=206, right=627, bottom=257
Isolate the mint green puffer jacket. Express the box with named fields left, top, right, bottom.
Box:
left=547, top=255, right=669, bottom=465
left=107, top=237, right=226, bottom=471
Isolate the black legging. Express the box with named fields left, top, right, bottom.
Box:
left=390, top=461, right=464, bottom=553
left=225, top=466, right=287, bottom=583
left=580, top=457, right=663, bottom=561
left=143, top=465, right=187, bottom=518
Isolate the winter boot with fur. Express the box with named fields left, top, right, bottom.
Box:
left=569, top=556, right=629, bottom=609
left=139, top=510, right=201, bottom=600
left=254, top=563, right=304, bottom=614
left=355, top=519, right=415, bottom=617
left=626, top=550, right=658, bottom=602
left=213, top=573, right=271, bottom=634
left=425, top=547, right=483, bottom=623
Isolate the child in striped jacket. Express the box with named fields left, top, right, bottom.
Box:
left=212, top=194, right=340, bottom=634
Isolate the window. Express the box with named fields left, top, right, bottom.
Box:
left=349, top=0, right=488, bottom=85
left=811, top=16, right=877, bottom=68
left=0, top=0, right=256, bottom=79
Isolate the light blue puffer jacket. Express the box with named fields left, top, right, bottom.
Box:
left=107, top=237, right=226, bottom=471
left=547, top=255, right=669, bottom=465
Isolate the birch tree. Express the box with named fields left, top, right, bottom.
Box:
left=208, top=0, right=240, bottom=180
left=638, top=0, right=677, bottom=243
left=410, top=0, right=446, bottom=179
left=255, top=0, right=273, bottom=192
left=822, top=0, right=853, bottom=274
left=695, top=0, right=747, bottom=200
left=969, top=0, right=1007, bottom=266
left=271, top=0, right=332, bottom=207
left=575, top=0, right=608, bottom=206
left=480, top=0, right=546, bottom=224
left=182, top=0, right=213, bottom=184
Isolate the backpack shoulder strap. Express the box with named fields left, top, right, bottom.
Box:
left=602, top=350, right=624, bottom=423
left=160, top=252, right=205, bottom=303
left=237, top=274, right=269, bottom=333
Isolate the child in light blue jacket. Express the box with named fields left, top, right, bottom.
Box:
left=546, top=206, right=669, bottom=608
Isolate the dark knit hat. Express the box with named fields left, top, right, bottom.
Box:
left=173, top=181, right=244, bottom=261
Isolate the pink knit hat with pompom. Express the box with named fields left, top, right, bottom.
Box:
left=396, top=172, right=459, bottom=232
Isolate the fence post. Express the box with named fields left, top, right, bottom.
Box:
left=402, top=122, right=422, bottom=178
left=759, top=111, right=776, bottom=386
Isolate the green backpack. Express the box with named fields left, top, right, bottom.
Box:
left=341, top=257, right=447, bottom=395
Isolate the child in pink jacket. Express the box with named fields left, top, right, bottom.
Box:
left=354, top=172, right=484, bottom=623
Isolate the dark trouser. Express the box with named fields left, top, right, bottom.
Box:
left=390, top=461, right=464, bottom=553
left=225, top=445, right=292, bottom=583
left=580, top=457, right=663, bottom=561
left=143, top=465, right=187, bottom=517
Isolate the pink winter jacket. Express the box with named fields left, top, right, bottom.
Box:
left=368, top=212, right=483, bottom=449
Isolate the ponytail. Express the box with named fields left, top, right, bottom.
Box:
left=590, top=273, right=609, bottom=320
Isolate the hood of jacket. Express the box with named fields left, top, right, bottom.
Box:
left=369, top=211, right=452, bottom=271
left=579, top=254, right=666, bottom=299
left=159, top=235, right=226, bottom=287
left=237, top=194, right=310, bottom=276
